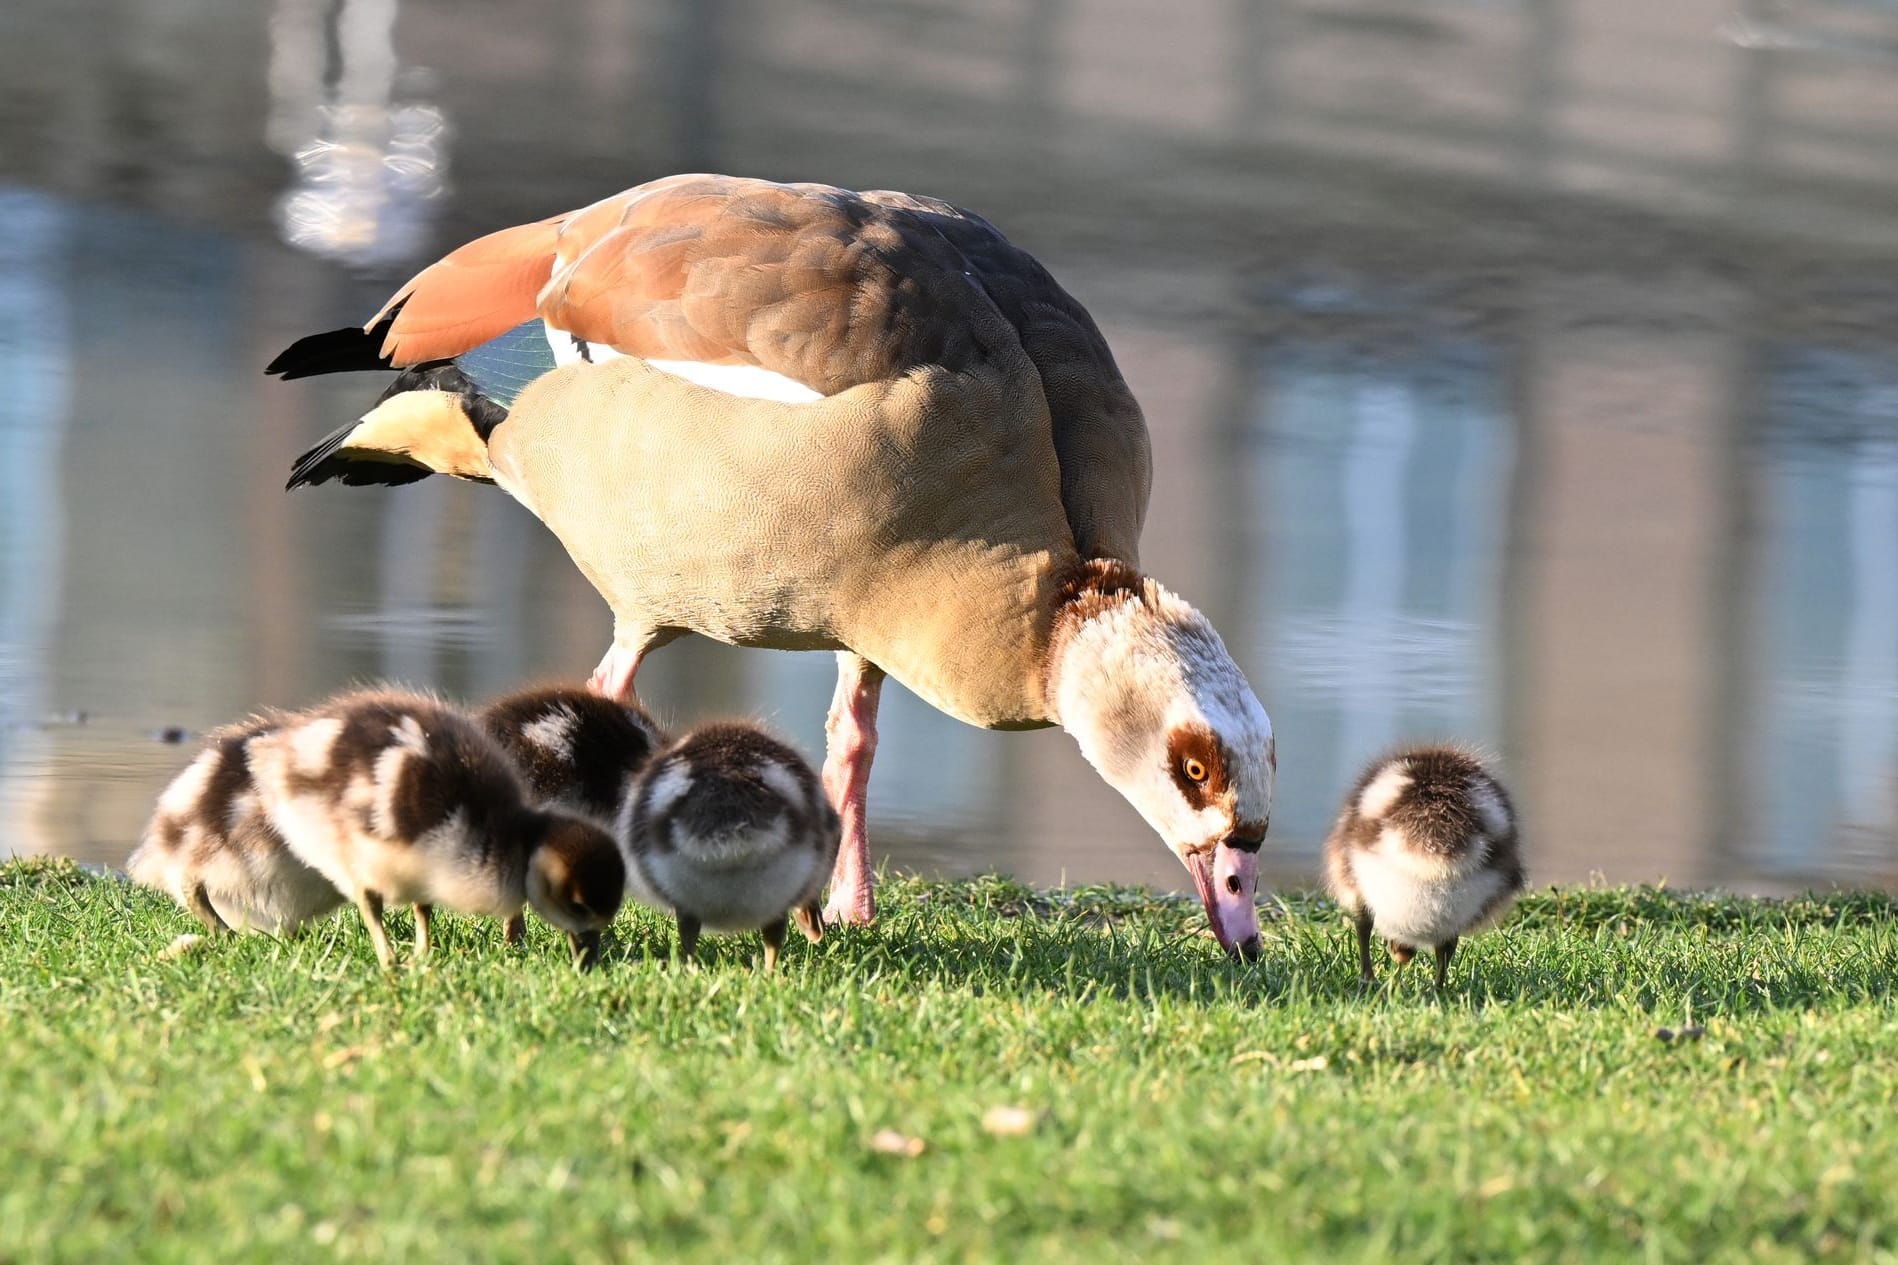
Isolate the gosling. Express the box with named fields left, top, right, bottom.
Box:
left=246, top=688, right=626, bottom=969
left=127, top=715, right=344, bottom=935
left=477, top=684, right=661, bottom=946
left=621, top=722, right=840, bottom=969
left=477, top=684, right=664, bottom=826
left=1323, top=745, right=1524, bottom=989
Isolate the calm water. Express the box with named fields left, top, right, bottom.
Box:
left=3, top=0, right=1898, bottom=895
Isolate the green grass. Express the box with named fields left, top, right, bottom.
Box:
left=2, top=859, right=1894, bottom=1264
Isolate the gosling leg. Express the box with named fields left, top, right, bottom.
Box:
left=567, top=929, right=602, bottom=971
left=761, top=916, right=788, bottom=972
left=185, top=883, right=232, bottom=935
left=675, top=911, right=702, bottom=966
left=357, top=890, right=395, bottom=970
left=1433, top=937, right=1459, bottom=991
left=1353, top=908, right=1376, bottom=987
left=503, top=913, right=526, bottom=947
left=413, top=904, right=434, bottom=958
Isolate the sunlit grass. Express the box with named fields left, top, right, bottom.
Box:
left=2, top=859, right=1894, bottom=1263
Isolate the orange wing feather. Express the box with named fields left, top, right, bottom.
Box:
left=369, top=218, right=567, bottom=366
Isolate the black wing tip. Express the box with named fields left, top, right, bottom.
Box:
left=286, top=419, right=355, bottom=488
left=285, top=461, right=433, bottom=491
left=266, top=326, right=388, bottom=380
left=285, top=420, right=432, bottom=490
left=266, top=311, right=400, bottom=380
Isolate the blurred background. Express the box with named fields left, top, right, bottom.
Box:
left=2, top=0, right=1896, bottom=895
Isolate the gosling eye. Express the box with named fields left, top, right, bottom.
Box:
left=1181, top=757, right=1208, bottom=784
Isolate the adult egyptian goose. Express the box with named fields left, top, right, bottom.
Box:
left=1323, top=746, right=1525, bottom=989
left=246, top=688, right=626, bottom=969
left=267, top=174, right=1276, bottom=958
left=622, top=721, right=840, bottom=969
left=127, top=714, right=344, bottom=935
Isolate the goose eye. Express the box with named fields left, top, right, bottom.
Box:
left=1181, top=757, right=1208, bottom=784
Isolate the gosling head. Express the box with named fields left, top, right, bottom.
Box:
left=1049, top=561, right=1276, bottom=961
left=525, top=811, right=627, bottom=968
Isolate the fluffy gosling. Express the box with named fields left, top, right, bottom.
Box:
left=246, top=689, right=625, bottom=969
left=477, top=684, right=664, bottom=825
left=1323, top=745, right=1525, bottom=989
left=477, top=684, right=661, bottom=945
left=621, top=722, right=840, bottom=969
left=127, top=715, right=344, bottom=935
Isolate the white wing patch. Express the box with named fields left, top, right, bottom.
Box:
left=642, top=761, right=696, bottom=821
left=157, top=750, right=219, bottom=817
left=545, top=320, right=822, bottom=401
left=757, top=761, right=807, bottom=810
left=371, top=745, right=414, bottom=838
left=646, top=360, right=822, bottom=403
left=389, top=714, right=430, bottom=755
left=1357, top=765, right=1413, bottom=821
left=546, top=320, right=594, bottom=368
left=521, top=709, right=578, bottom=757
left=289, top=718, right=346, bottom=774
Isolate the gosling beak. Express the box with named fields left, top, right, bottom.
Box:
left=1182, top=841, right=1263, bottom=962
left=567, top=928, right=602, bottom=971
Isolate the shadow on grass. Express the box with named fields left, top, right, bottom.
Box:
left=818, top=923, right=1892, bottom=1014
left=6, top=860, right=1891, bottom=1016
left=781, top=873, right=1897, bottom=1014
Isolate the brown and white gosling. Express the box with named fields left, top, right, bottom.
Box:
left=126, top=715, right=344, bottom=935
left=621, top=722, right=841, bottom=969
left=476, top=684, right=661, bottom=944
left=477, top=684, right=664, bottom=826
left=246, top=689, right=626, bottom=969
left=1323, top=746, right=1525, bottom=989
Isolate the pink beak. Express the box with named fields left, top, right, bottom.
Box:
left=1184, top=843, right=1263, bottom=962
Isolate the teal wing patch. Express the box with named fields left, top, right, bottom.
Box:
left=454, top=321, right=558, bottom=408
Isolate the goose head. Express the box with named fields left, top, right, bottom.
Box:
left=1049, top=562, right=1276, bottom=961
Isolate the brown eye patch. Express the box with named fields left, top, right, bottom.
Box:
left=1166, top=727, right=1230, bottom=809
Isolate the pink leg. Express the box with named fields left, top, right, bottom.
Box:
left=821, top=653, right=886, bottom=927
left=588, top=641, right=646, bottom=704
left=588, top=626, right=671, bottom=702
